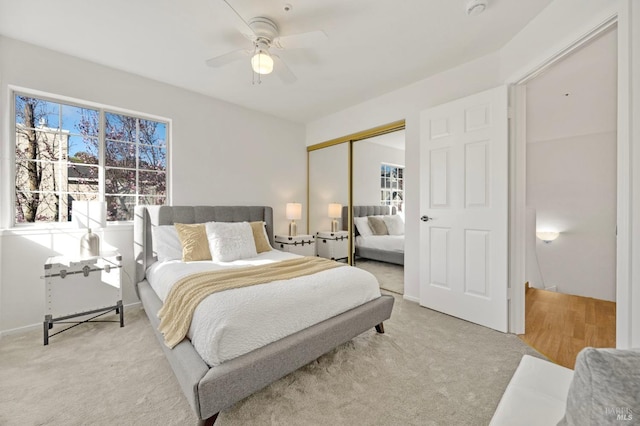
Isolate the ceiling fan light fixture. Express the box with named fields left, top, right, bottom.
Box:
left=251, top=50, right=274, bottom=75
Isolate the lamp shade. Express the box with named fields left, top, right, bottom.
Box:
left=72, top=200, right=106, bottom=229
left=251, top=50, right=274, bottom=75
left=328, top=203, right=342, bottom=219
left=536, top=231, right=559, bottom=243
left=286, top=203, right=302, bottom=220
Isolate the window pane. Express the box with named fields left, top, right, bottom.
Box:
left=62, top=104, right=99, bottom=137
left=105, top=112, right=136, bottom=142
left=140, top=195, right=166, bottom=206
left=139, top=145, right=166, bottom=171
left=16, top=128, right=61, bottom=162
left=106, top=140, right=136, bottom=168
left=68, top=135, right=99, bottom=164
left=106, top=168, right=136, bottom=194
left=67, top=164, right=99, bottom=193
left=106, top=195, right=136, bottom=221
left=139, top=119, right=166, bottom=147
left=399, top=179, right=404, bottom=190
left=139, top=171, right=166, bottom=196
left=15, top=191, right=67, bottom=223
left=15, top=96, right=60, bottom=129
left=398, top=168, right=403, bottom=179
left=15, top=160, right=57, bottom=194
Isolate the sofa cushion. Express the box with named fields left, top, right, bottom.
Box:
left=490, top=355, right=574, bottom=426
left=557, top=348, right=640, bottom=426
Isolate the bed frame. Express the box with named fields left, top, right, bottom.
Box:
left=343, top=205, right=404, bottom=265
left=134, top=205, right=394, bottom=425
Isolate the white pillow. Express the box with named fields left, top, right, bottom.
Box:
left=353, top=216, right=374, bottom=237
left=151, top=225, right=183, bottom=262
left=383, top=215, right=404, bottom=236
left=205, top=221, right=258, bottom=262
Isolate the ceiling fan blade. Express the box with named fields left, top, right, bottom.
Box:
left=272, top=55, right=297, bottom=85
left=221, top=0, right=256, bottom=38
left=205, top=49, right=251, bottom=68
left=274, top=30, right=328, bottom=49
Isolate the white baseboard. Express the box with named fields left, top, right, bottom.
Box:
left=403, top=294, right=419, bottom=303
left=0, top=301, right=143, bottom=339
left=0, top=322, right=41, bottom=338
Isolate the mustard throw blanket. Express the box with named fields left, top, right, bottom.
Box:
left=158, top=256, right=345, bottom=348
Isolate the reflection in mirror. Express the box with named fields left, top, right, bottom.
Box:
left=351, top=130, right=406, bottom=295
left=308, top=143, right=348, bottom=236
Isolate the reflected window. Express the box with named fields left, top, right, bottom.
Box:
left=380, top=163, right=404, bottom=212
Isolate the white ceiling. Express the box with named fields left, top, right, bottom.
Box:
left=526, top=27, right=617, bottom=143
left=0, top=0, right=554, bottom=123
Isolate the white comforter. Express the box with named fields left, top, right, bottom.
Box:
left=356, top=235, right=404, bottom=252
left=147, top=250, right=381, bottom=366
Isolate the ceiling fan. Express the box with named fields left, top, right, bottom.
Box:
left=206, top=0, right=328, bottom=84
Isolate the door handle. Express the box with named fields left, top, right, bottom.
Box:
left=421, top=215, right=433, bottom=222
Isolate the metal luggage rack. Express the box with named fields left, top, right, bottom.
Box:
left=42, top=257, right=124, bottom=345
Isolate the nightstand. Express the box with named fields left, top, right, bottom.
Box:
left=42, top=252, right=123, bottom=345
left=316, top=231, right=349, bottom=261
left=274, top=234, right=316, bottom=256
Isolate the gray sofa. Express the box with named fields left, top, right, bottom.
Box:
left=491, top=348, right=640, bottom=425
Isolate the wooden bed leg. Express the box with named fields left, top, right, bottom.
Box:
left=375, top=323, right=385, bottom=334
left=202, top=413, right=219, bottom=426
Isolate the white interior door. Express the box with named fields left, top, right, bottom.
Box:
left=419, top=86, right=509, bottom=332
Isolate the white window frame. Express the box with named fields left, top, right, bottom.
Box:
left=380, top=162, right=404, bottom=212
left=9, top=86, right=172, bottom=227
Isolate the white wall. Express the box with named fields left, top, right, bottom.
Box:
left=527, top=132, right=617, bottom=301
left=0, top=36, right=305, bottom=333
left=353, top=140, right=405, bottom=206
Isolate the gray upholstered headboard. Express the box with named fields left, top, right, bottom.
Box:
left=341, top=205, right=397, bottom=233
left=134, top=205, right=274, bottom=283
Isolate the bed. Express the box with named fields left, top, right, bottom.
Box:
left=342, top=205, right=405, bottom=265
left=133, top=205, right=394, bottom=425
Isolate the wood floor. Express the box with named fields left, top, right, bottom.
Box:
left=518, top=287, right=616, bottom=369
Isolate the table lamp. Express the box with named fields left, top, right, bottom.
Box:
left=72, top=200, right=106, bottom=258
left=328, top=203, right=342, bottom=232
left=286, top=203, right=302, bottom=236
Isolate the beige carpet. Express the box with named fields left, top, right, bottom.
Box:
left=0, top=295, right=541, bottom=426
left=356, top=258, right=404, bottom=294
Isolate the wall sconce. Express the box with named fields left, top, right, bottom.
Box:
left=286, top=203, right=302, bottom=236
left=72, top=200, right=106, bottom=258
left=536, top=231, right=560, bottom=244
left=328, top=203, right=342, bottom=232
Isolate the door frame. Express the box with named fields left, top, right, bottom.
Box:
left=508, top=12, right=632, bottom=349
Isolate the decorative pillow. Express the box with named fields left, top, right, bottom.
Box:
left=557, top=348, right=640, bottom=426
left=353, top=216, right=373, bottom=237
left=174, top=223, right=212, bottom=262
left=249, top=221, right=272, bottom=253
left=383, top=214, right=404, bottom=236
left=368, top=216, right=389, bottom=235
left=151, top=225, right=183, bottom=262
left=206, top=221, right=258, bottom=262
